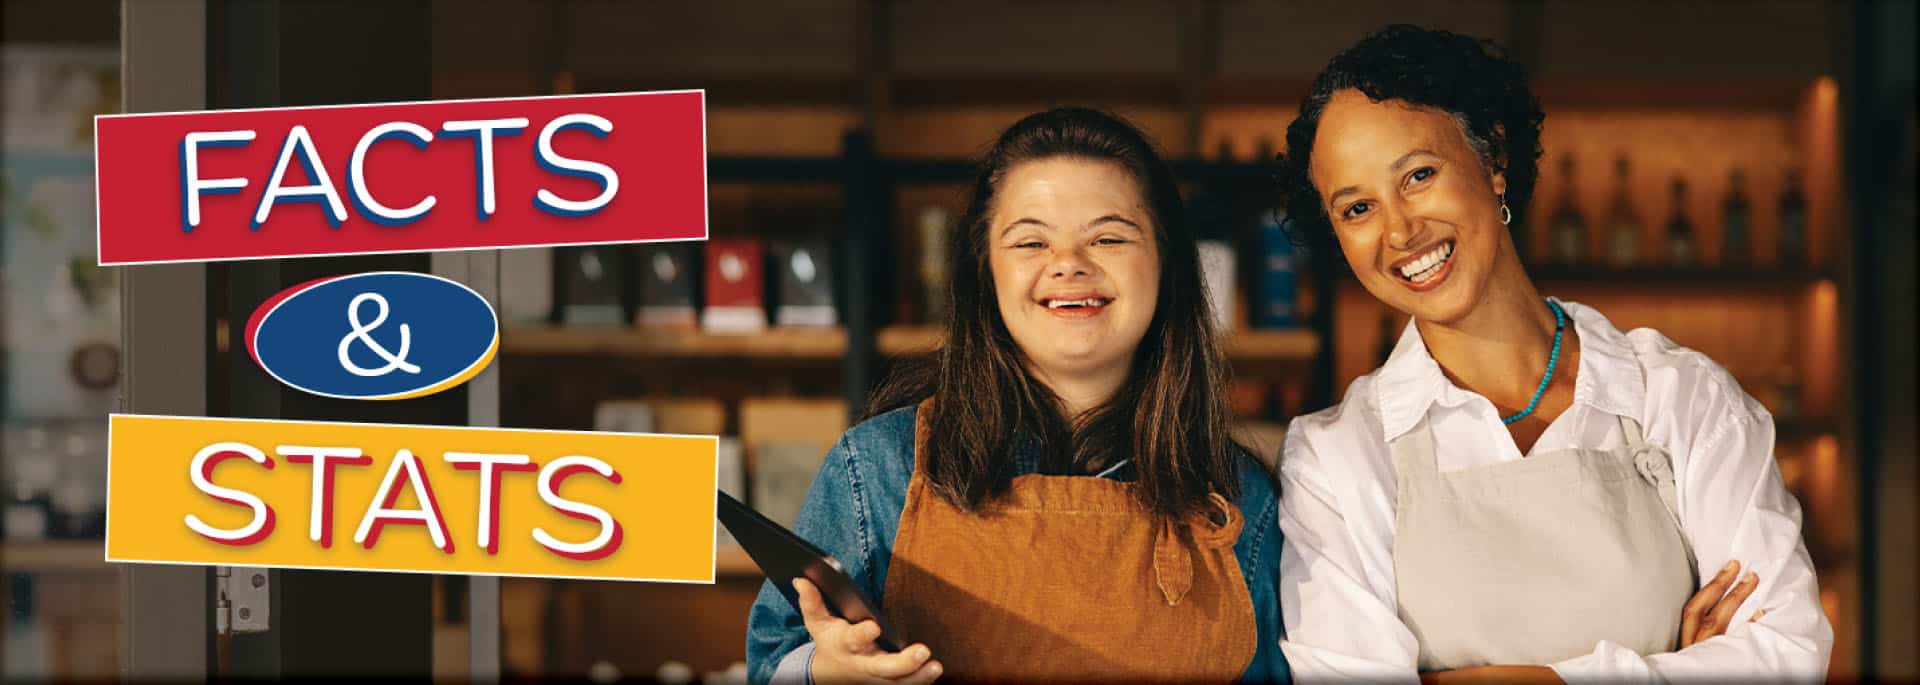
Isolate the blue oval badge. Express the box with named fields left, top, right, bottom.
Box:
left=245, top=271, right=499, bottom=400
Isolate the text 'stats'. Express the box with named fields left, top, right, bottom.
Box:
left=106, top=415, right=719, bottom=583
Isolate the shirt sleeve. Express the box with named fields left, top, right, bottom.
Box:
left=746, top=434, right=884, bottom=685
left=1550, top=387, right=1833, bottom=683
left=1276, top=422, right=1421, bottom=684
left=769, top=643, right=815, bottom=685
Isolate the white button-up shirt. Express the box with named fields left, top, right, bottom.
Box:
left=1277, top=298, right=1833, bottom=683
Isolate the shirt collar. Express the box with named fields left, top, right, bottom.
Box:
left=1370, top=297, right=1645, bottom=443
left=1372, top=317, right=1450, bottom=442
left=1558, top=298, right=1645, bottom=420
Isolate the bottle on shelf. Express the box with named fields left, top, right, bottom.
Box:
left=917, top=206, right=951, bottom=324
left=1252, top=138, right=1277, bottom=165
left=5, top=573, right=49, bottom=678
left=1772, top=365, right=1802, bottom=422
left=1256, top=205, right=1299, bottom=329
left=1198, top=240, right=1237, bottom=334
left=1548, top=155, right=1587, bottom=265
left=1604, top=156, right=1641, bottom=268
left=1722, top=167, right=1752, bottom=266
left=3, top=427, right=55, bottom=543
left=1186, top=154, right=1238, bottom=334
left=50, top=430, right=104, bottom=539
left=1665, top=176, right=1696, bottom=266
left=1778, top=167, right=1808, bottom=268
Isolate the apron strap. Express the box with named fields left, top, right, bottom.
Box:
left=1619, top=415, right=1696, bottom=572
left=1151, top=493, right=1242, bottom=606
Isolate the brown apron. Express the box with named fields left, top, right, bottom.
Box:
left=880, top=405, right=1258, bottom=683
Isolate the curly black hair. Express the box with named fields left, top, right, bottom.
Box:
left=1275, top=24, right=1545, bottom=262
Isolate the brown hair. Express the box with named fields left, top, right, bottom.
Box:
left=867, top=107, right=1243, bottom=521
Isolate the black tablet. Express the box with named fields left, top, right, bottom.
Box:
left=716, top=490, right=907, bottom=652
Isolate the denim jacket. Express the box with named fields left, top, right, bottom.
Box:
left=745, top=405, right=1291, bottom=684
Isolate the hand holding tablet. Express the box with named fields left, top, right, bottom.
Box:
left=793, top=577, right=943, bottom=684
left=717, top=492, right=942, bottom=682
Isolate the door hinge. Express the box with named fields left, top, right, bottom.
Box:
left=214, top=566, right=270, bottom=635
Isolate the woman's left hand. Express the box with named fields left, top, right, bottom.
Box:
left=1420, top=665, right=1563, bottom=684
left=1416, top=564, right=1772, bottom=684
left=1679, top=560, right=1763, bottom=648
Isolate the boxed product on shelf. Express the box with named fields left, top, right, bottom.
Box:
left=634, top=243, right=701, bottom=329
left=593, top=398, right=726, bottom=436
left=769, top=240, right=836, bottom=327
left=499, top=247, right=556, bottom=325
left=700, top=239, right=767, bottom=334
left=740, top=398, right=847, bottom=528
left=715, top=437, right=745, bottom=549
left=751, top=441, right=827, bottom=529
left=593, top=399, right=739, bottom=548
left=592, top=400, right=656, bottom=434
left=557, top=245, right=628, bottom=326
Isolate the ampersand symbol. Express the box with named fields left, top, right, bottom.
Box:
left=337, top=292, right=421, bottom=377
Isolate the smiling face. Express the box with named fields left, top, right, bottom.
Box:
left=988, top=156, right=1161, bottom=386
left=1310, top=89, right=1513, bottom=325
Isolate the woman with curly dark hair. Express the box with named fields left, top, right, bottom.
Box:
left=1273, top=25, right=1831, bottom=682
left=745, top=107, right=1289, bottom=684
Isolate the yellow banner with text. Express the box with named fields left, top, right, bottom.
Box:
left=106, top=414, right=718, bottom=583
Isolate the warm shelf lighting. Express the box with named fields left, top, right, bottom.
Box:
left=1813, top=76, right=1838, bottom=107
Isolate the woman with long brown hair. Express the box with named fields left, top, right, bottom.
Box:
left=746, top=107, right=1288, bottom=684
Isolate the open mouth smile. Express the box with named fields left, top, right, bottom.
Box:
left=1039, top=295, right=1113, bottom=318
left=1392, top=240, right=1454, bottom=290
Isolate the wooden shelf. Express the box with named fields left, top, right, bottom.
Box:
left=2, top=540, right=110, bottom=573
left=1777, top=418, right=1840, bottom=442
left=877, top=325, right=1318, bottom=362
left=1222, top=329, right=1321, bottom=361
left=578, top=73, right=1816, bottom=110
left=1528, top=265, right=1832, bottom=288
left=503, top=326, right=848, bottom=360
left=876, top=325, right=941, bottom=355
left=506, top=325, right=1317, bottom=363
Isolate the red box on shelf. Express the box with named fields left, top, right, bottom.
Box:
left=701, top=239, right=766, bottom=333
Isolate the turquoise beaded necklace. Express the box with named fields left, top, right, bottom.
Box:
left=1501, top=299, right=1566, bottom=425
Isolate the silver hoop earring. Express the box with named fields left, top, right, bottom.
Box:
left=1500, top=202, right=1513, bottom=226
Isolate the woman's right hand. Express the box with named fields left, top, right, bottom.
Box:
left=1678, top=560, right=1767, bottom=648
left=794, top=578, right=944, bottom=684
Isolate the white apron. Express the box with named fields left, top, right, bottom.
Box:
left=1390, top=414, right=1696, bottom=670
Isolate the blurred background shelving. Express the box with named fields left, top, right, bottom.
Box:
left=0, top=542, right=107, bottom=575
left=502, top=325, right=1320, bottom=363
